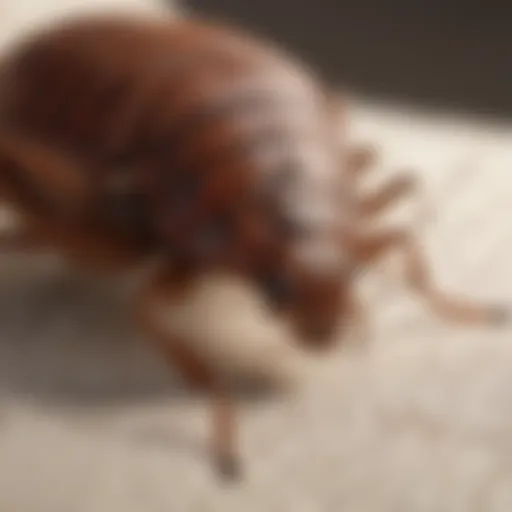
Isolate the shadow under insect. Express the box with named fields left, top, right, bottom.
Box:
left=0, top=255, right=280, bottom=409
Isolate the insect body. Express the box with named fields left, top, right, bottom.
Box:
left=0, top=13, right=507, bottom=479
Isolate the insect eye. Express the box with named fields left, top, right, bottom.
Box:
left=258, top=271, right=295, bottom=308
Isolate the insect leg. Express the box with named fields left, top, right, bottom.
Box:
left=346, top=145, right=379, bottom=178
left=135, top=265, right=240, bottom=481
left=0, top=228, right=36, bottom=252
left=356, top=172, right=418, bottom=218
left=350, top=229, right=509, bottom=326
left=0, top=133, right=93, bottom=217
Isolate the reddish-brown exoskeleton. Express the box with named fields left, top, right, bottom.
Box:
left=0, top=12, right=507, bottom=479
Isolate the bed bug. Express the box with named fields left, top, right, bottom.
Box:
left=0, top=12, right=507, bottom=480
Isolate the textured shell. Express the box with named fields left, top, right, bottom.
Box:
left=0, top=14, right=344, bottom=273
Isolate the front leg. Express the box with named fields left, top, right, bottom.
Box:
left=346, top=145, right=379, bottom=179
left=135, top=265, right=240, bottom=480
left=344, top=146, right=421, bottom=220
left=350, top=228, right=509, bottom=326
left=356, top=173, right=418, bottom=219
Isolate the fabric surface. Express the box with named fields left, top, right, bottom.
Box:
left=1, top=2, right=512, bottom=511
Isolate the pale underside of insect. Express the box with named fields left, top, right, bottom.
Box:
left=0, top=12, right=507, bottom=480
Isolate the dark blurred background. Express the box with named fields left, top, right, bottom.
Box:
left=183, top=1, right=512, bottom=119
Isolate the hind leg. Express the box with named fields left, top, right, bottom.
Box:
left=0, top=228, right=34, bottom=251
left=0, top=132, right=99, bottom=258
left=0, top=215, right=149, bottom=275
